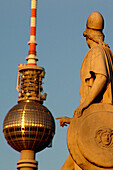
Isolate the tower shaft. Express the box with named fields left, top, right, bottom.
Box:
left=17, top=150, right=38, bottom=170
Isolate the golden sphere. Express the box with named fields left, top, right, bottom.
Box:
left=3, top=101, right=55, bottom=152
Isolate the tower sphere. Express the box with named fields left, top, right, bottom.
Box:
left=3, top=101, right=55, bottom=152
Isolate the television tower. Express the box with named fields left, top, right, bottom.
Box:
left=3, top=0, right=55, bottom=170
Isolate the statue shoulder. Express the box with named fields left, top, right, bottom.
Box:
left=86, top=45, right=106, bottom=63
left=82, top=45, right=104, bottom=68
left=90, top=45, right=105, bottom=55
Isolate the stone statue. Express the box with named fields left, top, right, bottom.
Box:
left=57, top=11, right=113, bottom=170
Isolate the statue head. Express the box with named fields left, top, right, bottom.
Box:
left=83, top=11, right=105, bottom=44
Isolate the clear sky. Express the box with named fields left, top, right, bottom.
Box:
left=1, top=0, right=113, bottom=170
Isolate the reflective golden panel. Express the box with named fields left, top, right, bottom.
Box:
left=3, top=101, right=55, bottom=152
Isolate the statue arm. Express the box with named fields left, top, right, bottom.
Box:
left=74, top=74, right=107, bottom=117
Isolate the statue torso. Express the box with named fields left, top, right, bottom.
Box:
left=80, top=45, right=113, bottom=104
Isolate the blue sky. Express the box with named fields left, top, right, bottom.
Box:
left=1, top=0, right=113, bottom=169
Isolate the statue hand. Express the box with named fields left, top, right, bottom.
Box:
left=56, top=116, right=71, bottom=127
left=73, top=103, right=86, bottom=118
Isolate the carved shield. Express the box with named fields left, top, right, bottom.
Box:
left=67, top=103, right=113, bottom=170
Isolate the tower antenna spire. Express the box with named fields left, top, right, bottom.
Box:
left=26, top=0, right=38, bottom=65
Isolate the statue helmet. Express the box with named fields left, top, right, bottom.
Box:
left=83, top=11, right=105, bottom=43
left=86, top=11, right=104, bottom=30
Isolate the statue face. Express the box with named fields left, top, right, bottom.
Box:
left=101, top=131, right=112, bottom=145
left=96, top=128, right=113, bottom=147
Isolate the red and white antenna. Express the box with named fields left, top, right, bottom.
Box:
left=16, top=0, right=47, bottom=103
left=26, top=0, right=38, bottom=65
